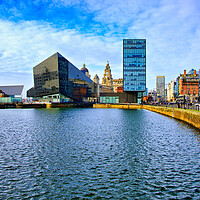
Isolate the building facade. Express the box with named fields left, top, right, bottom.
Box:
left=123, top=39, right=146, bottom=103
left=93, top=74, right=100, bottom=100
left=101, top=61, right=113, bottom=88
left=148, top=90, right=157, bottom=102
left=80, top=64, right=91, bottom=79
left=113, top=78, right=123, bottom=93
left=167, top=80, right=176, bottom=102
left=27, top=52, right=97, bottom=102
left=179, top=69, right=199, bottom=103
left=100, top=61, right=114, bottom=93
left=156, top=76, right=165, bottom=102
left=0, top=85, right=24, bottom=103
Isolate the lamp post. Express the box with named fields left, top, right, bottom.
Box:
left=188, top=90, right=190, bottom=109
left=199, top=69, right=200, bottom=103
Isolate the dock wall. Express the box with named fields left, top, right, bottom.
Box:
left=143, top=105, right=200, bottom=129
left=93, top=103, right=142, bottom=109
left=93, top=104, right=200, bottom=129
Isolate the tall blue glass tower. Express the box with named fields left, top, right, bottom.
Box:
left=123, top=39, right=146, bottom=103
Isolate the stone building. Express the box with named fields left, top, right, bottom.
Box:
left=102, top=61, right=113, bottom=88
left=167, top=80, right=176, bottom=102
left=80, top=63, right=91, bottom=79
left=93, top=74, right=99, bottom=85
left=100, top=61, right=114, bottom=93
left=93, top=74, right=100, bottom=99
left=113, top=78, right=123, bottom=93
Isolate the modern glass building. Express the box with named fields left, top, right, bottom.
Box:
left=123, top=39, right=146, bottom=103
left=27, top=52, right=97, bottom=102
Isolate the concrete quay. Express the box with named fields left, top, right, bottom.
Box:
left=93, top=104, right=200, bottom=129
left=93, top=103, right=143, bottom=109
left=15, top=102, right=94, bottom=109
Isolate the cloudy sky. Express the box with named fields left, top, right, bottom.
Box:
left=0, top=0, right=200, bottom=97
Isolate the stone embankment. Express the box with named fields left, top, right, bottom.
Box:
left=15, top=102, right=94, bottom=109
left=93, top=103, right=142, bottom=109
left=143, top=105, right=200, bottom=129
left=93, top=104, right=200, bottom=129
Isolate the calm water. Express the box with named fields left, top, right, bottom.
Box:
left=0, top=108, right=200, bottom=199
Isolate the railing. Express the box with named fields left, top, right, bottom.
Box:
left=152, top=103, right=200, bottom=111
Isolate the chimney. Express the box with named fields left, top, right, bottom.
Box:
left=194, top=70, right=196, bottom=75
left=184, top=70, right=186, bottom=75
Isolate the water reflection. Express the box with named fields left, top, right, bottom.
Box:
left=0, top=108, right=200, bottom=199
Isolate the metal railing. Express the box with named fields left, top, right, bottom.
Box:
left=148, top=102, right=200, bottom=111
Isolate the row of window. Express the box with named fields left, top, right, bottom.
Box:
left=124, top=77, right=145, bottom=81
left=124, top=68, right=145, bottom=71
left=124, top=79, right=145, bottom=83
left=124, top=57, right=145, bottom=60
left=124, top=48, right=145, bottom=53
left=124, top=59, right=145, bottom=62
left=124, top=63, right=145, bottom=66
left=100, top=96, right=119, bottom=104
left=123, top=46, right=146, bottom=50
left=124, top=73, right=145, bottom=76
left=124, top=87, right=145, bottom=91
left=124, top=40, right=146, bottom=45
left=124, top=66, right=145, bottom=70
left=124, top=54, right=145, bottom=58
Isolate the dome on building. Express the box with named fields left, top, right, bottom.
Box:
left=80, top=63, right=89, bottom=74
left=80, top=63, right=91, bottom=79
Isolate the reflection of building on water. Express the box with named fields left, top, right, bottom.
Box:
left=27, top=52, right=98, bottom=103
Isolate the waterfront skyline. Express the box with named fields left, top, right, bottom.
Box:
left=1, top=0, right=200, bottom=97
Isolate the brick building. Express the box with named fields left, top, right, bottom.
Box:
left=179, top=69, right=199, bottom=103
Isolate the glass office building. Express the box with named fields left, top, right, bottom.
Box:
left=123, top=39, right=146, bottom=103
left=27, top=52, right=97, bottom=102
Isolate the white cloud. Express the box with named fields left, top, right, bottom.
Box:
left=0, top=19, right=123, bottom=96
left=1, top=0, right=200, bottom=93
left=125, top=0, right=200, bottom=87
left=53, top=0, right=200, bottom=88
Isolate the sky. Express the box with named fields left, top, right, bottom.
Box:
left=0, top=0, right=200, bottom=97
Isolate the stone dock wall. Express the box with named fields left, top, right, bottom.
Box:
left=143, top=105, right=200, bottom=129
left=93, top=104, right=200, bottom=129
left=93, top=103, right=142, bottom=109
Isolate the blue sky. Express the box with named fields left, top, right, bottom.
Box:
left=0, top=0, right=200, bottom=97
